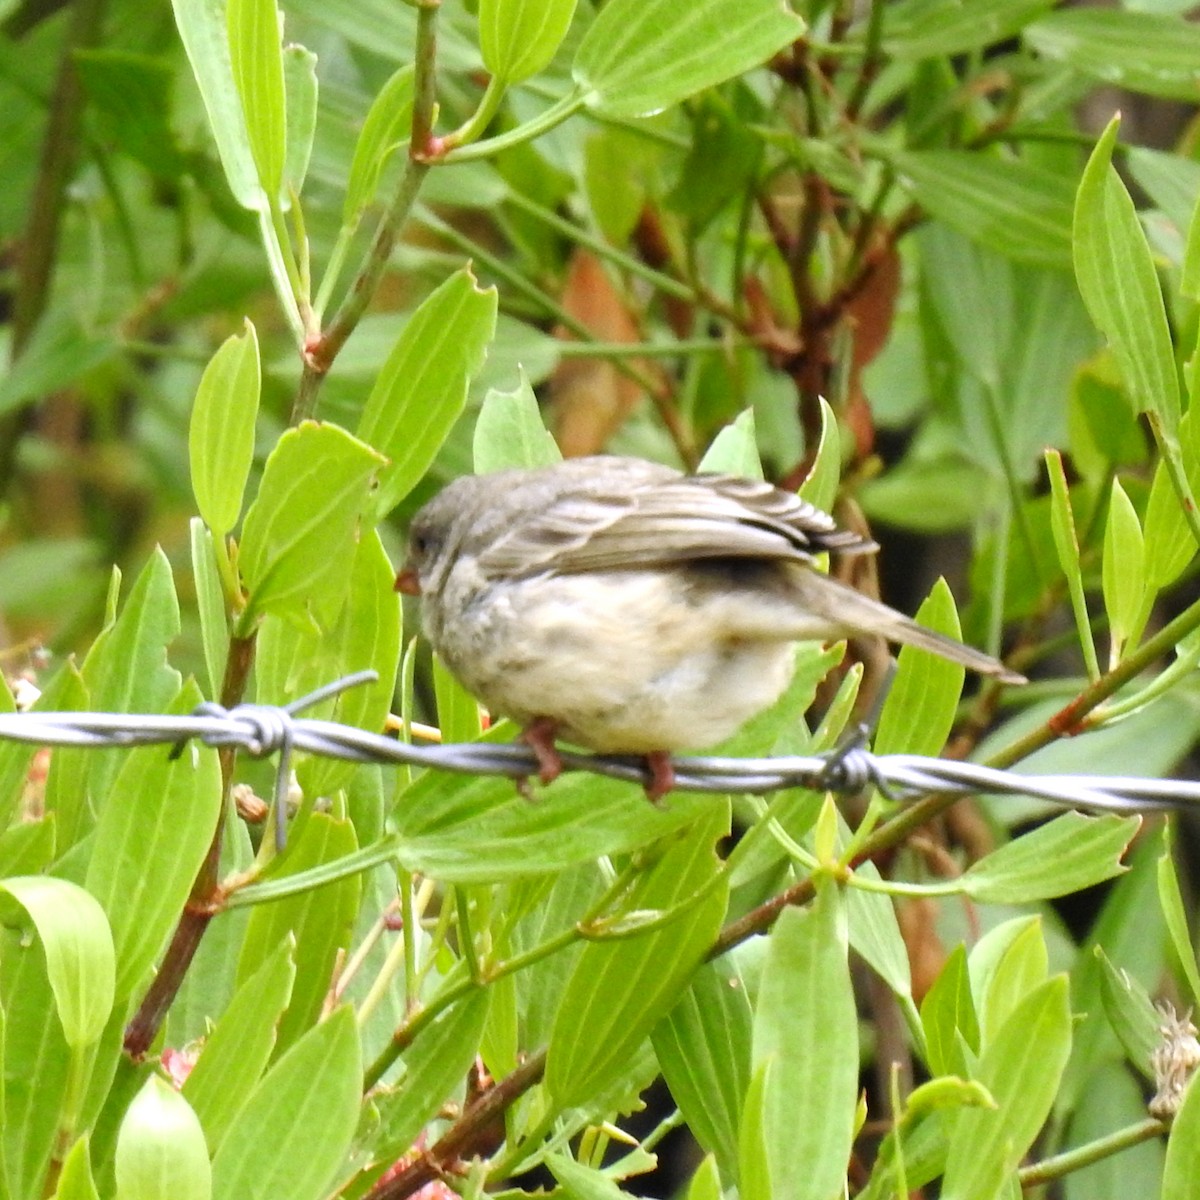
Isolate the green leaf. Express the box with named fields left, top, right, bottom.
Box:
left=653, top=958, right=752, bottom=1184
left=393, top=735, right=714, bottom=883
left=115, top=1077, right=211, bottom=1200
left=881, top=0, right=1055, bottom=58
left=0, top=309, right=117, bottom=418
left=1144, top=448, right=1200, bottom=590
left=846, top=862, right=913, bottom=1006
left=227, top=0, right=287, bottom=199
left=873, top=579, right=964, bottom=757
left=191, top=519, right=230, bottom=700
left=432, top=655, right=483, bottom=745
left=81, top=548, right=182, bottom=815
left=686, top=1156, right=722, bottom=1200
left=282, top=45, right=317, bottom=201
left=1045, top=448, right=1100, bottom=678
left=84, top=680, right=223, bottom=1002
left=54, top=1134, right=100, bottom=1200
left=171, top=0, right=262, bottom=208
left=742, top=883, right=857, bottom=1200
left=978, top=919, right=1049, bottom=1045
left=480, top=0, right=578, bottom=84
left=1026, top=9, right=1200, bottom=102
left=961, top=813, right=1138, bottom=905
left=699, top=409, right=763, bottom=478
left=574, top=0, right=805, bottom=119
left=0, top=877, right=114, bottom=1048
left=1163, top=1067, right=1200, bottom=1199
left=797, top=396, right=841, bottom=515
left=921, top=944, right=979, bottom=1077
left=1074, top=115, right=1181, bottom=435
left=545, top=807, right=729, bottom=1107
left=1094, top=946, right=1159, bottom=1082
left=183, top=939, right=297, bottom=1154
left=940, top=976, right=1072, bottom=1200
left=189, top=319, right=261, bottom=538
left=473, top=368, right=563, bottom=473
left=1158, top=823, right=1200, bottom=1007
left=343, top=65, right=415, bottom=225
left=210, top=1007, right=361, bottom=1200
left=357, top=268, right=498, bottom=515
left=1101, top=477, right=1146, bottom=660
left=891, top=151, right=1074, bottom=267
left=236, top=813, right=360, bottom=1055
left=367, top=989, right=489, bottom=1165
left=295, top=530, right=402, bottom=797
left=239, top=421, right=384, bottom=625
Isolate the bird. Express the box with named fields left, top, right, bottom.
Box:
left=395, top=455, right=1024, bottom=798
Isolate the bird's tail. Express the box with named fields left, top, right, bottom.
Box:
left=789, top=570, right=1026, bottom=684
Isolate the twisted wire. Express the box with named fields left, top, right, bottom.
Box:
left=0, top=673, right=1195, bottom=814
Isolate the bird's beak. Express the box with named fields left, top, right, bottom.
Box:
left=394, top=567, right=421, bottom=595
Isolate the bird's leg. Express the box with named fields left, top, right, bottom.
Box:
left=520, top=717, right=565, bottom=786
left=643, top=750, right=676, bottom=804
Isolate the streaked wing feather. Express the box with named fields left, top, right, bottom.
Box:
left=478, top=471, right=875, bottom=577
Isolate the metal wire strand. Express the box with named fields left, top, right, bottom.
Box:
left=0, top=676, right=1196, bottom=814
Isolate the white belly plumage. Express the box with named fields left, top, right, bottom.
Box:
left=435, top=569, right=802, bottom=753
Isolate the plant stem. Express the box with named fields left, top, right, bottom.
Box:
left=292, top=0, right=440, bottom=419
left=1017, top=1119, right=1163, bottom=1186
left=122, top=631, right=256, bottom=1057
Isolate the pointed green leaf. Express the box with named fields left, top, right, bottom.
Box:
left=343, top=65, right=415, bottom=225
left=84, top=680, right=222, bottom=1002
left=227, top=0, right=286, bottom=199
left=183, top=939, right=297, bottom=1154
left=941, top=976, right=1072, bottom=1200
left=210, top=1007, right=361, bottom=1200
left=797, top=396, right=841, bottom=515
left=115, top=1077, right=211, bottom=1200
left=1102, top=477, right=1146, bottom=660
left=357, top=268, right=498, bottom=515
left=1163, top=1068, right=1200, bottom=1199
left=1094, top=946, right=1159, bottom=1082
left=473, top=368, right=562, bottom=473
left=574, top=0, right=805, bottom=118
left=191, top=519, right=230, bottom=700
left=367, top=989, right=489, bottom=1165
left=240, top=421, right=384, bottom=625
left=545, top=807, right=729, bottom=1107
left=1074, top=115, right=1181, bottom=434
left=699, top=409, right=762, bottom=478
left=54, top=1134, right=100, bottom=1200
left=171, top=0, right=262, bottom=209
left=874, top=579, right=964, bottom=757
left=653, top=958, right=752, bottom=1183
left=1158, top=823, right=1200, bottom=1007
left=746, top=883, right=858, bottom=1200
left=282, top=45, right=317, bottom=201
left=1045, top=448, right=1100, bottom=678
left=189, top=320, right=260, bottom=538
left=236, top=813, right=360, bottom=1055
left=921, top=944, right=979, bottom=1076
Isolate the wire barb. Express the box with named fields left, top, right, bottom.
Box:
left=0, top=675, right=1194, bottom=815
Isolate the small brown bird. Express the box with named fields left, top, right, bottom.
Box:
left=396, top=456, right=1023, bottom=797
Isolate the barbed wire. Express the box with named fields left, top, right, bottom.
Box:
left=2, top=671, right=1197, bottom=817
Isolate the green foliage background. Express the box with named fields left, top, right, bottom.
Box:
left=1, top=0, right=1200, bottom=1198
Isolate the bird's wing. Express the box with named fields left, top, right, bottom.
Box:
left=477, top=472, right=875, bottom=577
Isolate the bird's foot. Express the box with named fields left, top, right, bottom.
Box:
left=519, top=717, right=564, bottom=790
left=643, top=750, right=675, bottom=804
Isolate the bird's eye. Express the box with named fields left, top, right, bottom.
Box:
left=411, top=530, right=437, bottom=557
